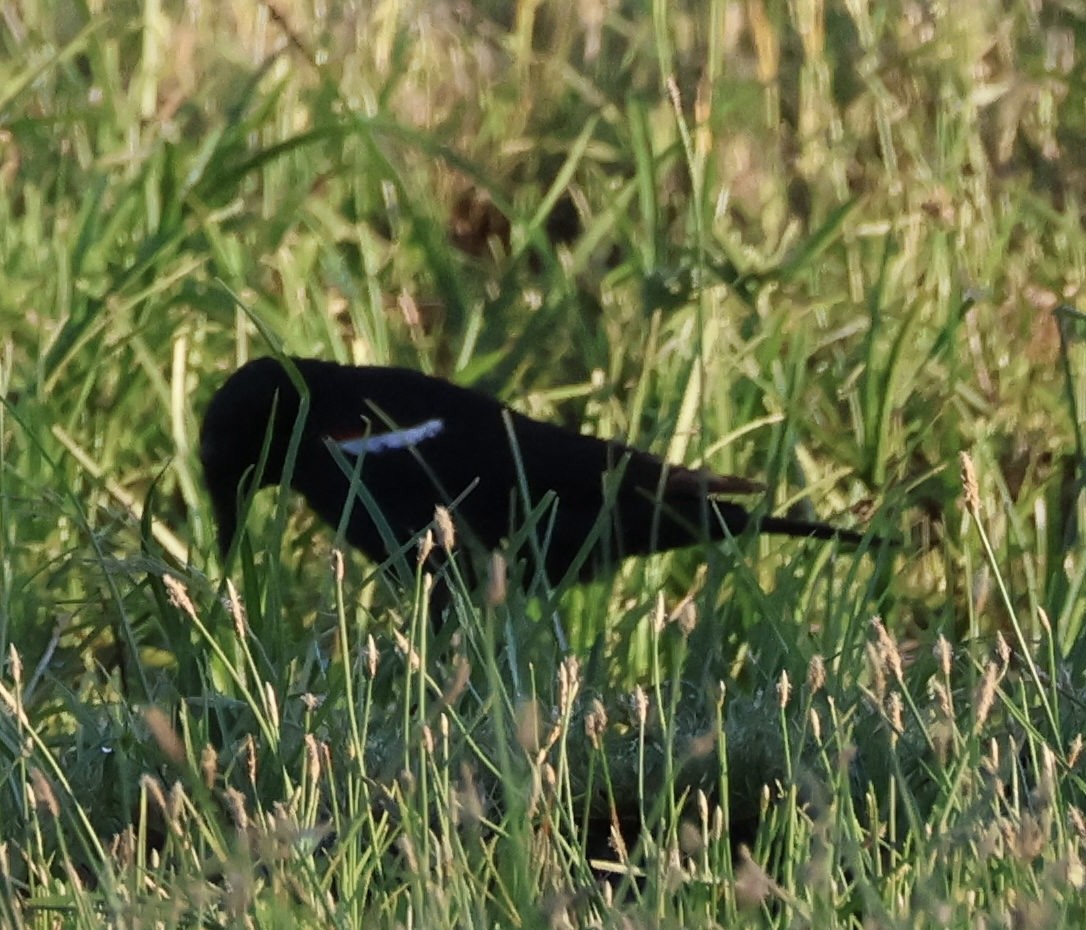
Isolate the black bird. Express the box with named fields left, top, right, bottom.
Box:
left=200, top=356, right=869, bottom=586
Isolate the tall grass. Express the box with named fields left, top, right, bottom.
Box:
left=2, top=0, right=1086, bottom=926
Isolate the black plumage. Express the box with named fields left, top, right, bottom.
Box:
left=200, top=356, right=868, bottom=584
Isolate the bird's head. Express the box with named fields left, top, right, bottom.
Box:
left=199, top=356, right=309, bottom=557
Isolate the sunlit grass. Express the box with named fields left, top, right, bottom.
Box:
left=3, top=0, right=1086, bottom=926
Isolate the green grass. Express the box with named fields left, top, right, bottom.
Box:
left=3, top=0, right=1086, bottom=926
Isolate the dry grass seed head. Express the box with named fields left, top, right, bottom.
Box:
left=244, top=733, right=258, bottom=785
left=585, top=698, right=608, bottom=750
left=682, top=821, right=708, bottom=856
left=29, top=767, right=59, bottom=818
left=201, top=744, right=218, bottom=788
left=140, top=774, right=169, bottom=821
left=1068, top=806, right=1086, bottom=839
left=634, top=685, right=649, bottom=728
left=734, top=847, right=773, bottom=909
left=1012, top=813, right=1047, bottom=860
left=167, top=781, right=186, bottom=831
left=304, top=733, right=322, bottom=783
left=807, top=654, right=826, bottom=693
left=418, top=528, right=435, bottom=566
left=609, top=815, right=630, bottom=863
left=144, top=705, right=185, bottom=764
left=871, top=617, right=904, bottom=683
left=110, top=827, right=135, bottom=868
left=687, top=727, right=717, bottom=759
left=935, top=634, right=953, bottom=678
left=931, top=679, right=954, bottom=720
left=7, top=644, right=22, bottom=687
left=393, top=629, right=421, bottom=672
left=670, top=595, right=698, bottom=637
left=1060, top=854, right=1086, bottom=891
left=1035, top=744, right=1057, bottom=808
left=441, top=654, right=471, bottom=706
left=434, top=505, right=456, bottom=552
left=226, top=578, right=247, bottom=639
left=455, top=763, right=485, bottom=828
left=164, top=574, right=197, bottom=622
left=960, top=451, right=981, bottom=516
left=996, top=631, right=1012, bottom=669
left=777, top=670, right=791, bottom=709
left=974, top=661, right=1000, bottom=730
left=557, top=655, right=581, bottom=716
left=697, top=789, right=710, bottom=830
left=422, top=724, right=435, bottom=757
left=397, top=833, right=419, bottom=873
left=1069, top=734, right=1083, bottom=768
left=365, top=633, right=379, bottom=678
left=984, top=737, right=1001, bottom=776
left=263, top=680, right=280, bottom=729
left=486, top=551, right=507, bottom=606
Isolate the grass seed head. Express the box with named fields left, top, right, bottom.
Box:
left=974, top=661, right=1000, bottom=731
left=557, top=655, right=581, bottom=715
left=1069, top=734, right=1083, bottom=768
left=244, top=733, right=258, bottom=785
left=144, top=705, right=184, bottom=764
left=931, top=679, right=954, bottom=721
left=996, top=631, right=1012, bottom=669
left=871, top=617, right=904, bottom=683
left=201, top=744, right=218, bottom=789
left=585, top=698, right=608, bottom=750
left=418, top=528, right=434, bottom=565
left=7, top=644, right=22, bottom=687
left=807, top=654, right=826, bottom=693
left=164, top=574, right=197, bottom=622
left=304, top=733, right=321, bottom=783
left=226, top=578, right=246, bottom=638
left=434, top=504, right=456, bottom=552
left=139, top=774, right=169, bottom=820
left=960, top=451, right=980, bottom=516
left=442, top=654, right=471, bottom=706
left=777, top=670, right=791, bottom=709
left=634, top=685, right=649, bottom=727
left=263, top=680, right=280, bottom=729
left=365, top=633, right=379, bottom=678
left=486, top=551, right=507, bottom=606
left=734, top=847, right=773, bottom=909
left=29, top=768, right=59, bottom=818
left=935, top=634, right=953, bottom=678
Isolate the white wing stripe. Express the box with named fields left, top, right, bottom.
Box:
left=337, top=418, right=445, bottom=456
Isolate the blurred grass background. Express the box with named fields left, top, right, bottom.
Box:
left=3, top=0, right=1086, bottom=926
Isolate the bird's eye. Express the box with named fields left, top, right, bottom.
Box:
left=334, top=418, right=445, bottom=456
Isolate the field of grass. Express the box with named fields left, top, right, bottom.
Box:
left=3, top=0, right=1086, bottom=926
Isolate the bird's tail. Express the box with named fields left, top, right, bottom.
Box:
left=757, top=514, right=870, bottom=546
